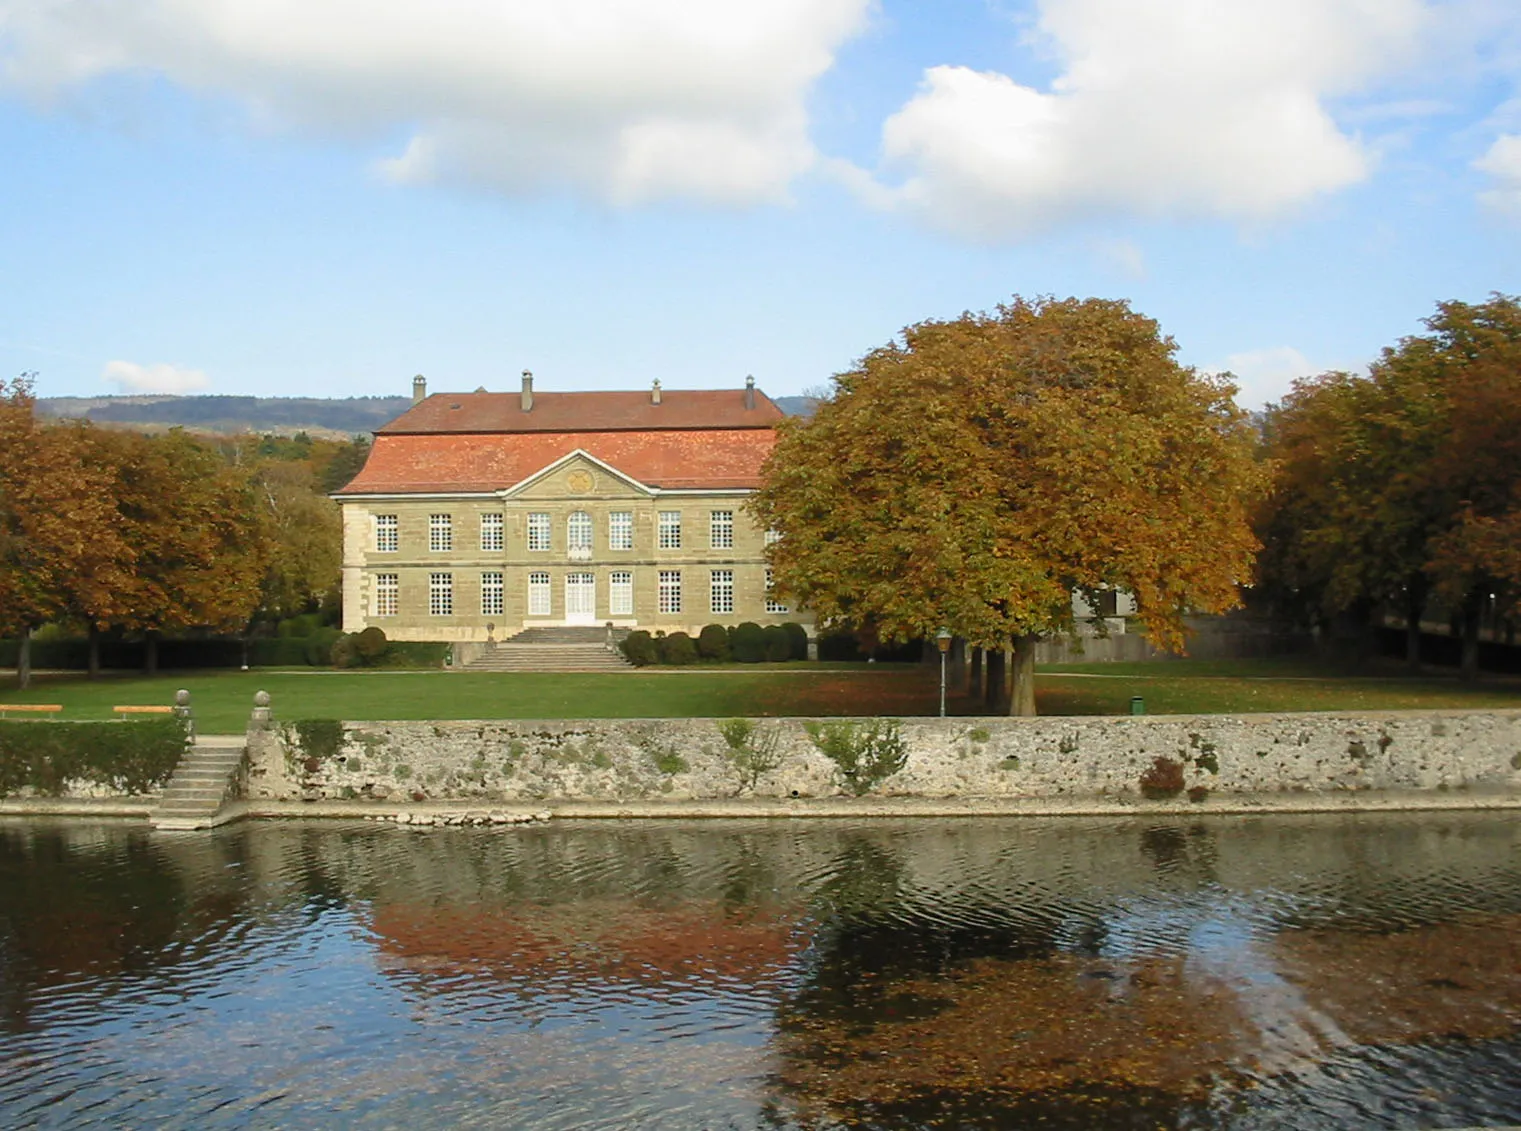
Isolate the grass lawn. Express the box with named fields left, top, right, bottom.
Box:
left=1, top=658, right=1517, bottom=732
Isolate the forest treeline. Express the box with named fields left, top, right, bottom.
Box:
left=1, top=374, right=367, bottom=686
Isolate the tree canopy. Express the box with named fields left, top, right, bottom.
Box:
left=1257, top=293, right=1521, bottom=677
left=750, top=296, right=1266, bottom=714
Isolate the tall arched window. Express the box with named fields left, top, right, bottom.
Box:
left=568, top=511, right=593, bottom=559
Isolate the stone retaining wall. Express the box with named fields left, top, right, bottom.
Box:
left=245, top=711, right=1521, bottom=806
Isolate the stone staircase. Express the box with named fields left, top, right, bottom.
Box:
left=462, top=626, right=633, bottom=672
left=151, top=735, right=246, bottom=830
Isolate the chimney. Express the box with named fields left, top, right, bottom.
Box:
left=651, top=379, right=662, bottom=406
left=744, top=374, right=756, bottom=410
left=520, top=369, right=534, bottom=412
left=412, top=374, right=427, bottom=405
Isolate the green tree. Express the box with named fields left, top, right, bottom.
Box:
left=751, top=297, right=1266, bottom=715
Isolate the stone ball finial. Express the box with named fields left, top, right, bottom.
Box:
left=175, top=689, right=191, bottom=706
left=254, top=690, right=271, bottom=708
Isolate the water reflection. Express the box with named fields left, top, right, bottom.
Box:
left=0, top=814, right=1517, bottom=1129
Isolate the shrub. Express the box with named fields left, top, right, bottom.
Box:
left=1140, top=756, right=1186, bottom=800
left=305, top=626, right=343, bottom=666
left=249, top=638, right=310, bottom=667
left=659, top=631, right=699, bottom=666
left=381, top=642, right=450, bottom=669
left=782, top=622, right=809, bottom=661
left=731, top=622, right=766, bottom=663
left=804, top=718, right=908, bottom=796
left=621, top=630, right=657, bottom=666
left=0, top=718, right=188, bottom=797
left=718, top=717, right=784, bottom=793
left=817, top=630, right=865, bottom=662
left=330, top=634, right=360, bottom=669
left=697, top=624, right=731, bottom=662
left=762, top=624, right=791, bottom=663
left=354, top=626, right=389, bottom=661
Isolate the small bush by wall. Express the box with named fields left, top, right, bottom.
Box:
left=731, top=622, right=766, bottom=663
left=659, top=632, right=699, bottom=666
left=762, top=624, right=791, bottom=663
left=620, top=630, right=657, bottom=666
left=0, top=718, right=188, bottom=797
left=782, top=622, right=809, bottom=661
left=697, top=625, right=731, bottom=661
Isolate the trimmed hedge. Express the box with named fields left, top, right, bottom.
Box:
left=620, top=630, right=657, bottom=666
left=697, top=624, right=731, bottom=661
left=782, top=621, right=809, bottom=661
left=0, top=717, right=188, bottom=797
left=731, top=622, right=766, bottom=663
left=658, top=632, right=699, bottom=665
left=762, top=624, right=791, bottom=663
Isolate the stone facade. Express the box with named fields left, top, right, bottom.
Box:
left=247, top=710, right=1521, bottom=806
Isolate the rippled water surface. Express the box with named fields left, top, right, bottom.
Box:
left=2, top=814, right=1519, bottom=1129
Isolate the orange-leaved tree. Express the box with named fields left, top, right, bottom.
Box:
left=750, top=297, right=1266, bottom=715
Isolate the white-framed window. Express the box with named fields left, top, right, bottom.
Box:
left=528, top=571, right=551, bottom=616
left=710, top=569, right=733, bottom=615
left=610, top=570, right=633, bottom=616
left=766, top=568, right=789, bottom=614
left=658, top=511, right=682, bottom=549
left=568, top=511, right=593, bottom=551
left=374, top=514, right=398, bottom=553
left=710, top=510, right=734, bottom=549
left=372, top=573, right=398, bottom=617
left=609, top=511, right=633, bottom=551
left=480, top=513, right=504, bottom=552
left=429, top=514, right=452, bottom=553
left=658, top=570, right=682, bottom=614
left=764, top=527, right=783, bottom=547
left=527, top=512, right=551, bottom=552
left=481, top=571, right=504, bottom=617
left=429, top=572, right=453, bottom=616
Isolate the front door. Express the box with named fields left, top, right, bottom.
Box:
left=565, top=572, right=596, bottom=625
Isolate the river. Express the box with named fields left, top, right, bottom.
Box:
left=1, top=814, right=1518, bottom=1128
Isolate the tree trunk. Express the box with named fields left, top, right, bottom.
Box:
left=1008, top=634, right=1038, bottom=717
left=984, top=647, right=1007, bottom=713
left=1459, top=592, right=1483, bottom=683
left=145, top=632, right=159, bottom=677
left=17, top=626, right=32, bottom=690
left=1404, top=602, right=1422, bottom=673
left=88, top=624, right=101, bottom=680
left=948, top=637, right=967, bottom=693
left=968, top=647, right=983, bottom=699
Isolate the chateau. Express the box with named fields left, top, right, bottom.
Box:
left=334, top=373, right=811, bottom=642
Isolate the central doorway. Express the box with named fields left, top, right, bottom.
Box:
left=565, top=572, right=597, bottom=625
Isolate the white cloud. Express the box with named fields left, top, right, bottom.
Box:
left=103, top=360, right=211, bottom=394
left=0, top=0, right=870, bottom=206
left=1212, top=346, right=1321, bottom=410
left=854, top=0, right=1433, bottom=240
left=1475, top=133, right=1521, bottom=216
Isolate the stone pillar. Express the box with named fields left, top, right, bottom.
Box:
left=250, top=690, right=272, bottom=731
left=173, top=688, right=194, bottom=740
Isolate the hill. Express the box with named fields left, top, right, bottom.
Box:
left=37, top=392, right=818, bottom=435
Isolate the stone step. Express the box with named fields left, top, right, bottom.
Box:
left=151, top=736, right=247, bottom=831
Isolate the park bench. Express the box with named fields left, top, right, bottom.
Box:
left=113, top=705, right=174, bottom=719
left=0, top=704, right=62, bottom=718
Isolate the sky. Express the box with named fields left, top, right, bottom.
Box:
left=1, top=0, right=1519, bottom=411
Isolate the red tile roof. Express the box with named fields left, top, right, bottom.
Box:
left=335, top=428, right=777, bottom=495
left=380, top=388, right=784, bottom=434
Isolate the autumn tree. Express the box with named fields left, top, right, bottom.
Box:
left=0, top=376, right=133, bottom=687
left=88, top=428, right=270, bottom=673
left=1257, top=294, right=1521, bottom=678
left=751, top=297, right=1266, bottom=715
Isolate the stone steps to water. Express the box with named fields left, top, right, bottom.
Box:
left=151, top=736, right=246, bottom=831
left=462, top=643, right=633, bottom=673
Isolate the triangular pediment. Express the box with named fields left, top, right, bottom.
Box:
left=501, top=449, right=654, bottom=501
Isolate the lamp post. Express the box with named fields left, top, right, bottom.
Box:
left=935, top=628, right=952, bottom=718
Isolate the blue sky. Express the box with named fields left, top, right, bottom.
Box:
left=1, top=0, right=1519, bottom=410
